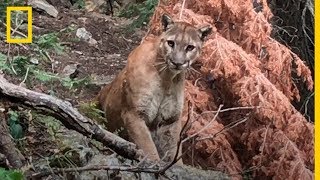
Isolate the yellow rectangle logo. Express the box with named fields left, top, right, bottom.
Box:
left=6, top=6, right=32, bottom=43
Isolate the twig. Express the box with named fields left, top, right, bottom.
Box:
left=43, top=51, right=55, bottom=73
left=179, top=0, right=187, bottom=20
left=259, top=123, right=270, bottom=165
left=1, top=21, right=27, bottom=38
left=300, top=92, right=314, bottom=122
left=6, top=43, right=18, bottom=75
left=193, top=77, right=202, bottom=86
left=11, top=17, right=25, bottom=39
left=31, top=164, right=161, bottom=179
left=182, top=104, right=223, bottom=144
left=197, top=116, right=249, bottom=141
left=201, top=105, right=260, bottom=115
left=0, top=32, right=28, bottom=50
left=19, top=66, right=30, bottom=86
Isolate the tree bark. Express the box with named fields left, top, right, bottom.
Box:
left=0, top=109, right=25, bottom=168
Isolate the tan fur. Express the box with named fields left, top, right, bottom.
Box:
left=96, top=14, right=212, bottom=163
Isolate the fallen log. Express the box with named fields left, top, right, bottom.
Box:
left=0, top=75, right=142, bottom=160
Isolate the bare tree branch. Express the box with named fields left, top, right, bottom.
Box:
left=0, top=75, right=143, bottom=161
left=182, top=104, right=223, bottom=144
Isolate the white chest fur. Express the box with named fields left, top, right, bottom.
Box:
left=135, top=79, right=184, bottom=130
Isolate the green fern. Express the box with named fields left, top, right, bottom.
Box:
left=34, top=33, right=64, bottom=54
left=33, top=70, right=58, bottom=82
left=0, top=168, right=24, bottom=180
left=61, top=76, right=91, bottom=89
left=0, top=55, right=33, bottom=75
left=79, top=102, right=105, bottom=125
left=12, top=56, right=31, bottom=76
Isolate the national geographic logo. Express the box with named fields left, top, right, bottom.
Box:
left=6, top=6, right=32, bottom=43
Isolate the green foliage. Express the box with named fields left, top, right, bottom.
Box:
left=0, top=168, right=24, bottom=180
left=12, top=56, right=30, bottom=75
left=72, top=0, right=86, bottom=9
left=119, top=0, right=158, bottom=29
left=79, top=102, right=105, bottom=124
left=0, top=54, right=34, bottom=76
left=9, top=10, right=27, bottom=28
left=8, top=111, right=23, bottom=139
left=61, top=76, right=91, bottom=89
left=0, top=29, right=91, bottom=89
left=34, top=33, right=64, bottom=54
left=33, top=70, right=57, bottom=82
left=35, top=114, right=62, bottom=139
left=33, top=70, right=91, bottom=89
left=0, top=0, right=24, bottom=21
left=0, top=53, right=11, bottom=72
left=0, top=54, right=91, bottom=90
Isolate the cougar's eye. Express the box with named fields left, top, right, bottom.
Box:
left=186, top=45, right=195, bottom=52
left=167, top=40, right=175, bottom=48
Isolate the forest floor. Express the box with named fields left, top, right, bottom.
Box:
left=1, top=9, right=145, bottom=103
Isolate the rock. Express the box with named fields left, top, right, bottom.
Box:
left=0, top=153, right=6, bottom=167
left=28, top=0, right=59, bottom=18
left=46, top=0, right=72, bottom=9
left=29, top=58, right=39, bottom=65
left=61, top=64, right=81, bottom=79
left=105, top=53, right=121, bottom=59
left=76, top=28, right=92, bottom=41
left=88, top=38, right=97, bottom=45
left=90, top=74, right=115, bottom=86
left=73, top=50, right=83, bottom=55
left=76, top=28, right=98, bottom=45
left=85, top=0, right=106, bottom=13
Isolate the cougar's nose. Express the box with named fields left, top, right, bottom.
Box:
left=170, top=61, right=184, bottom=69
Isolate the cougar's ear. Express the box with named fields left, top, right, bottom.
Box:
left=198, top=25, right=213, bottom=41
left=161, top=14, right=174, bottom=31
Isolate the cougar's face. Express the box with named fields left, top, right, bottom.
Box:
left=159, top=14, right=212, bottom=72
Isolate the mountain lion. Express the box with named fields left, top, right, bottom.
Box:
left=96, top=14, right=212, bottom=164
